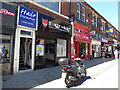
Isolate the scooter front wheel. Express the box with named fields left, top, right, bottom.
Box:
left=65, top=73, right=76, bottom=87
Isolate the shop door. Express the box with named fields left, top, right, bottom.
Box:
left=19, top=37, right=32, bottom=71
left=14, top=29, right=35, bottom=74
left=18, top=30, right=35, bottom=71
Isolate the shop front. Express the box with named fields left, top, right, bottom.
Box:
left=14, top=6, right=38, bottom=74
left=90, top=31, right=102, bottom=58
left=35, top=13, right=71, bottom=69
left=113, top=39, right=118, bottom=50
left=0, top=2, right=17, bottom=75
left=72, top=22, right=91, bottom=61
left=101, top=37, right=110, bottom=58
left=91, top=40, right=101, bottom=58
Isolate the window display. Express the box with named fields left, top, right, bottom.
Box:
left=36, top=39, right=45, bottom=56
left=57, top=39, right=66, bottom=57
left=0, top=34, right=11, bottom=62
left=36, top=44, right=44, bottom=56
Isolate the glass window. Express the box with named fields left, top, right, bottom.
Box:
left=21, top=30, right=33, bottom=37
left=0, top=34, right=11, bottom=62
left=101, top=21, right=104, bottom=32
left=82, top=7, right=85, bottom=22
left=92, top=14, right=95, bottom=26
left=57, top=39, right=66, bottom=57
left=79, top=42, right=85, bottom=55
left=101, top=21, right=105, bottom=32
left=96, top=17, right=97, bottom=28
left=35, top=0, right=60, bottom=13
left=77, top=3, right=80, bottom=20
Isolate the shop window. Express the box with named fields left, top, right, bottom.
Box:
left=86, top=43, right=88, bottom=55
left=0, top=34, right=11, bottom=62
left=57, top=39, right=66, bottom=57
left=21, top=30, right=33, bottom=37
left=79, top=42, right=85, bottom=55
left=77, top=3, right=80, bottom=20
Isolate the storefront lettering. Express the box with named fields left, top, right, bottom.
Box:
left=20, top=9, right=36, bottom=18
left=20, top=9, right=36, bottom=21
left=74, top=28, right=89, bottom=40
left=49, top=21, right=70, bottom=32
left=0, top=9, right=15, bottom=16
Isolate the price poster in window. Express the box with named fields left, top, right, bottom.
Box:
left=36, top=44, right=44, bottom=56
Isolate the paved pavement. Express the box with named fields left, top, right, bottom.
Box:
left=1, top=57, right=115, bottom=89
left=34, top=58, right=118, bottom=88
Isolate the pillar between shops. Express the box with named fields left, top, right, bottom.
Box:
left=89, top=43, right=91, bottom=59
left=85, top=43, right=87, bottom=59
left=76, top=42, right=79, bottom=58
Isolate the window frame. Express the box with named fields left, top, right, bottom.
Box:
left=92, top=14, right=95, bottom=26
left=82, top=6, right=85, bottom=22
left=77, top=3, right=80, bottom=20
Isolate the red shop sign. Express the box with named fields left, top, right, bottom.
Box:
left=0, top=9, right=15, bottom=16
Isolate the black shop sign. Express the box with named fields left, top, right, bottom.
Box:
left=0, top=2, right=17, bottom=34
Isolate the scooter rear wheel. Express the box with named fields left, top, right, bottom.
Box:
left=65, top=73, right=76, bottom=87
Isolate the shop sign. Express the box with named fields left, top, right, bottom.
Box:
left=42, top=18, right=48, bottom=27
left=89, top=31, right=95, bottom=35
left=92, top=40, right=101, bottom=45
left=0, top=2, right=17, bottom=34
left=0, top=9, right=15, bottom=16
left=18, top=6, right=38, bottom=30
left=49, top=21, right=70, bottom=32
left=106, top=28, right=113, bottom=33
left=102, top=38, right=108, bottom=43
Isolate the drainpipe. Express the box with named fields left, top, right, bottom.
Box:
left=70, top=0, right=71, bottom=16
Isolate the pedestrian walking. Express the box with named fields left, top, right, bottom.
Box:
left=102, top=49, right=106, bottom=59
left=114, top=49, right=118, bottom=60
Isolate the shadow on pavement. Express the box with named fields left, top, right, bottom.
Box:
left=66, top=76, right=91, bottom=88
left=2, top=66, right=62, bottom=89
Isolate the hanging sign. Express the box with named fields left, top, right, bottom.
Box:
left=102, top=38, right=108, bottom=43
left=106, top=28, right=113, bottom=33
left=18, top=6, right=38, bottom=30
